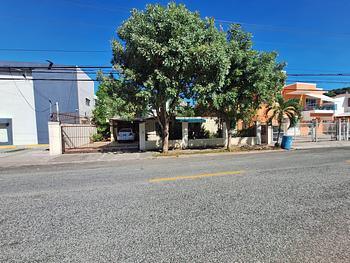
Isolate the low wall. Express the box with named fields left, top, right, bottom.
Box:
left=145, top=136, right=258, bottom=150
left=145, top=139, right=183, bottom=151
left=188, top=138, right=224, bottom=148
left=230, top=137, right=257, bottom=146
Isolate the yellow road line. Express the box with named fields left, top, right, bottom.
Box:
left=149, top=170, right=244, bottom=183
left=25, top=144, right=49, bottom=148
left=0, top=145, right=17, bottom=149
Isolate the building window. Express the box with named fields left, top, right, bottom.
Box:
left=306, top=98, right=317, bottom=108
left=85, top=98, right=90, bottom=107
left=348, top=98, right=350, bottom=107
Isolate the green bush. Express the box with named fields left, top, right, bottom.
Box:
left=91, top=133, right=104, bottom=142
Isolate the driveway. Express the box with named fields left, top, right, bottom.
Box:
left=0, top=148, right=349, bottom=262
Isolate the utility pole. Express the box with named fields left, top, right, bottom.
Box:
left=49, top=100, right=52, bottom=121
left=55, top=102, right=60, bottom=122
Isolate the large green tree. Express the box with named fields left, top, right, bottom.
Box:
left=112, top=3, right=228, bottom=153
left=198, top=24, right=286, bottom=150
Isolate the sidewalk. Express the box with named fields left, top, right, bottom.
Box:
left=1, top=141, right=350, bottom=169
left=293, top=140, right=350, bottom=150
left=0, top=144, right=49, bottom=153
left=0, top=148, right=154, bottom=168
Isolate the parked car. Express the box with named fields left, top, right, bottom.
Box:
left=117, top=128, right=135, bottom=142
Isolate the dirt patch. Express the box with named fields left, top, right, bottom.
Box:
left=154, top=145, right=279, bottom=157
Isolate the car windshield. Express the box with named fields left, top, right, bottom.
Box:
left=119, top=128, right=132, bottom=132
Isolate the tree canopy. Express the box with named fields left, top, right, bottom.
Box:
left=325, top=87, right=350, bottom=97
left=94, top=2, right=287, bottom=152
left=197, top=24, right=286, bottom=149
left=111, top=2, right=228, bottom=152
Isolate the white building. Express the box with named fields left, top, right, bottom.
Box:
left=0, top=61, right=95, bottom=146
left=334, top=92, right=350, bottom=120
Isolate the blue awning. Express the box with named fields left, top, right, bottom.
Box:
left=175, top=117, right=206, bottom=123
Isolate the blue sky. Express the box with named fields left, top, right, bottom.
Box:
left=1, top=0, right=350, bottom=90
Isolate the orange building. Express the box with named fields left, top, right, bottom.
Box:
left=282, top=82, right=336, bottom=121
left=250, top=82, right=338, bottom=142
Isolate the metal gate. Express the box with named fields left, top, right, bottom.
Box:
left=287, top=120, right=341, bottom=143
left=341, top=120, right=350, bottom=141
left=284, top=121, right=314, bottom=142
left=316, top=121, right=337, bottom=142
left=61, top=124, right=97, bottom=153
left=261, top=123, right=268, bottom=144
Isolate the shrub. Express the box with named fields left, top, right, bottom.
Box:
left=91, top=133, right=104, bottom=142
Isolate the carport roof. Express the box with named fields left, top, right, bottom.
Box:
left=110, top=117, right=154, bottom=122
left=175, top=117, right=206, bottom=123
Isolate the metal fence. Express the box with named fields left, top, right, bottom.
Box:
left=341, top=121, right=349, bottom=141
left=284, top=120, right=349, bottom=143
left=61, top=124, right=97, bottom=153
left=51, top=112, right=91, bottom=124
left=317, top=121, right=337, bottom=141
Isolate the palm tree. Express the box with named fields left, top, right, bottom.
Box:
left=265, top=97, right=302, bottom=146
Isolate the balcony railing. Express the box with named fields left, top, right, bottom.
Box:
left=304, top=104, right=336, bottom=111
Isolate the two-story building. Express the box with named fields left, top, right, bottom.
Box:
left=282, top=82, right=336, bottom=122
left=0, top=61, right=95, bottom=146
left=334, top=92, right=350, bottom=121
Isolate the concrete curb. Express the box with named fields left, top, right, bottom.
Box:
left=154, top=148, right=287, bottom=159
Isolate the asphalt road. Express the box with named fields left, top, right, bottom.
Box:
left=1, top=148, right=349, bottom=262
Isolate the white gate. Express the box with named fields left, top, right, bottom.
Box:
left=61, top=124, right=97, bottom=153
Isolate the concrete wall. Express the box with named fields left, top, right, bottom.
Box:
left=0, top=62, right=95, bottom=145
left=335, top=94, right=350, bottom=115
left=230, top=137, right=258, bottom=146
left=0, top=70, right=38, bottom=145
left=48, top=122, right=62, bottom=155
left=188, top=138, right=225, bottom=148
left=76, top=69, right=95, bottom=118
left=145, top=137, right=258, bottom=150
left=145, top=139, right=183, bottom=151
left=33, top=69, right=80, bottom=144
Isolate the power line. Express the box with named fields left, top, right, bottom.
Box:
left=1, top=78, right=350, bottom=85
left=8, top=71, right=50, bottom=112
left=286, top=80, right=350, bottom=84
left=0, top=65, right=113, bottom=69
left=0, top=78, right=97, bottom=82
left=288, top=73, right=350, bottom=77
left=0, top=48, right=110, bottom=53
left=216, top=19, right=350, bottom=39
left=30, top=70, right=116, bottom=74
left=60, top=0, right=132, bottom=13
left=3, top=65, right=350, bottom=79
left=26, top=71, right=350, bottom=77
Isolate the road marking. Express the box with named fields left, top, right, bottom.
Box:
left=25, top=144, right=49, bottom=148
left=0, top=145, right=17, bottom=149
left=149, top=170, right=244, bottom=183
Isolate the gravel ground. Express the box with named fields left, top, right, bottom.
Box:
left=0, top=148, right=349, bottom=262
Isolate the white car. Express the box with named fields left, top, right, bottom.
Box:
left=117, top=128, right=135, bottom=142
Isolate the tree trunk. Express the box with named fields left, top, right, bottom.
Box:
left=226, top=119, right=232, bottom=151
left=162, top=120, right=170, bottom=153
left=276, top=123, right=282, bottom=146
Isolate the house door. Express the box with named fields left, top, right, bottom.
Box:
left=0, top=119, right=13, bottom=146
